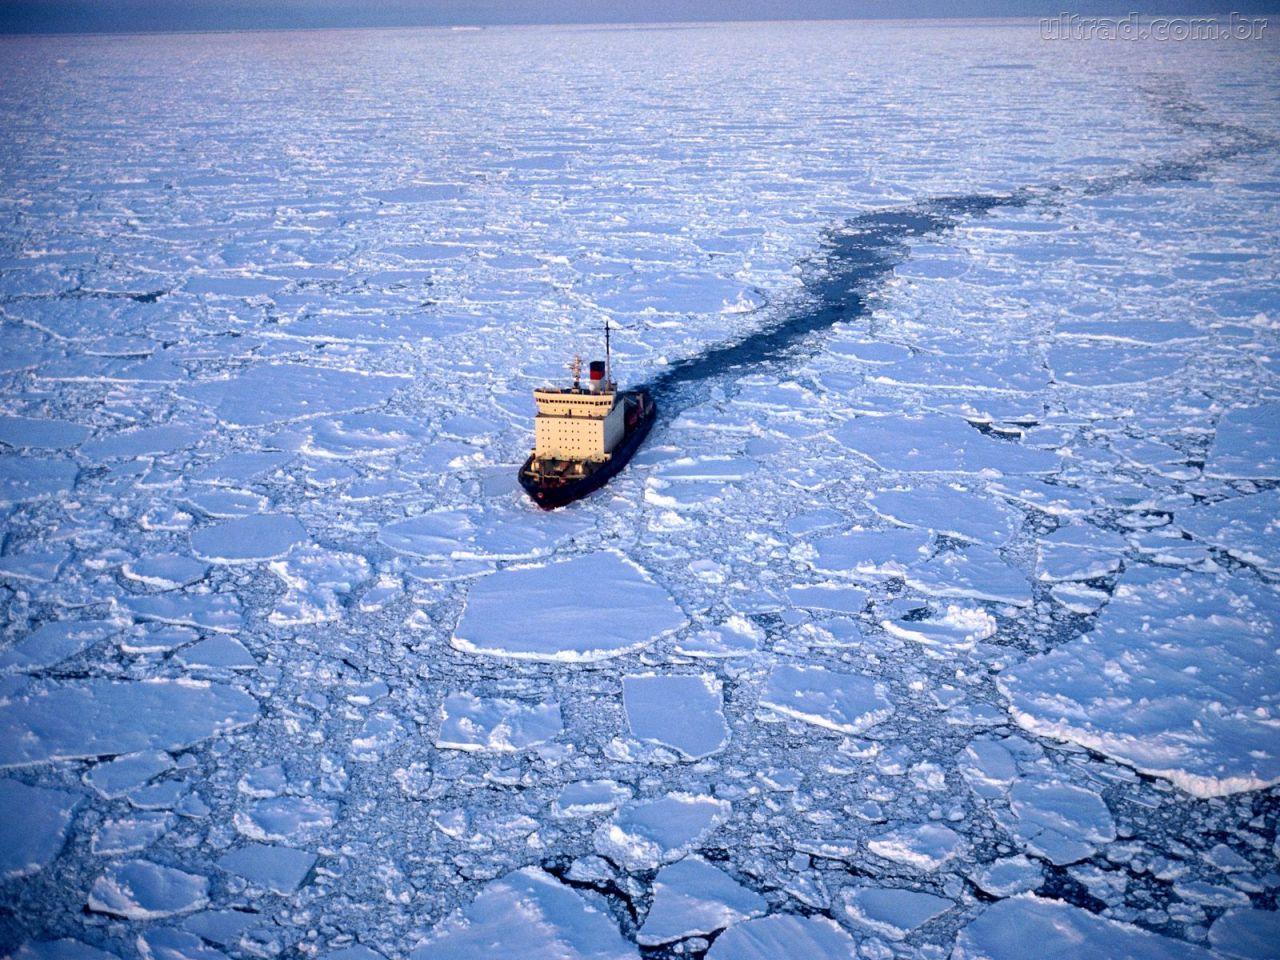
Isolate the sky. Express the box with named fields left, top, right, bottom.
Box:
left=1, top=0, right=1278, bottom=34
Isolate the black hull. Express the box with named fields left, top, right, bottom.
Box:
left=520, top=391, right=656, bottom=509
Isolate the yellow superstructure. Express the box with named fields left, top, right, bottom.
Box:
left=533, top=386, right=625, bottom=462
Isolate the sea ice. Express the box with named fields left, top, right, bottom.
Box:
left=623, top=674, right=728, bottom=760
left=998, top=569, right=1280, bottom=797
left=637, top=857, right=767, bottom=945
left=0, top=456, right=77, bottom=503
left=91, top=812, right=173, bottom=856
left=1203, top=403, right=1280, bottom=478
left=810, top=527, right=933, bottom=578
left=1208, top=908, right=1280, bottom=960
left=216, top=843, right=316, bottom=894
left=234, top=796, right=337, bottom=843
left=835, top=413, right=1059, bottom=475
left=121, top=555, right=209, bottom=590
left=967, top=856, right=1043, bottom=898
left=868, top=823, right=966, bottom=872
left=595, top=793, right=730, bottom=870
left=869, top=486, right=1022, bottom=543
left=840, top=885, right=953, bottom=940
left=0, top=620, right=120, bottom=673
left=0, top=779, right=80, bottom=878
left=0, top=416, right=89, bottom=449
left=760, top=664, right=891, bottom=734
left=436, top=692, right=563, bottom=752
left=183, top=363, right=409, bottom=427
left=705, top=914, right=858, bottom=960
left=8, top=942, right=121, bottom=960
left=953, top=895, right=1214, bottom=959
left=87, top=859, right=209, bottom=920
left=0, top=679, right=258, bottom=767
left=452, top=551, right=686, bottom=662
left=411, top=867, right=636, bottom=960
left=83, top=750, right=175, bottom=799
left=1178, top=489, right=1279, bottom=574
left=1003, top=778, right=1116, bottom=865
left=905, top=546, right=1032, bottom=606
left=882, top=605, right=997, bottom=651
left=190, top=514, right=308, bottom=563
left=137, top=928, right=231, bottom=960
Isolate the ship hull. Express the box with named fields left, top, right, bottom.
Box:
left=519, top=389, right=656, bottom=509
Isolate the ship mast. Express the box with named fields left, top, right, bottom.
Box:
left=604, top=318, right=612, bottom=389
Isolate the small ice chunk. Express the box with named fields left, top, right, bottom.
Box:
left=1004, top=778, right=1116, bottom=865
left=840, top=885, right=952, bottom=940
left=760, top=664, right=891, bottom=734
left=638, top=856, right=766, bottom=945
left=176, top=636, right=257, bottom=670
left=84, top=750, right=176, bottom=799
left=137, top=928, right=229, bottom=960
left=411, top=867, right=636, bottom=960
left=968, top=856, right=1043, bottom=898
left=217, top=843, right=316, bottom=894
left=623, top=674, right=728, bottom=760
left=954, top=895, right=1214, bottom=959
left=91, top=812, right=173, bottom=856
left=553, top=780, right=631, bottom=818
left=191, top=514, right=307, bottom=563
left=673, top=617, right=761, bottom=659
left=436, top=692, right=563, bottom=752
left=234, top=796, right=337, bottom=843
left=122, top=593, right=243, bottom=633
left=868, top=823, right=965, bottom=872
left=0, top=679, right=258, bottom=767
left=452, top=551, right=686, bottom=662
left=784, top=584, right=869, bottom=614
left=811, top=527, right=933, bottom=578
left=1208, top=908, right=1280, bottom=959
left=0, top=619, right=120, bottom=673
left=321, top=948, right=384, bottom=960
left=706, top=914, right=857, bottom=960
left=268, top=544, right=371, bottom=626
left=122, top=555, right=209, bottom=589
left=0, top=779, right=81, bottom=878
left=88, top=859, right=209, bottom=919
left=882, top=605, right=996, bottom=651
left=595, top=793, right=730, bottom=870
left=906, top=546, right=1032, bottom=606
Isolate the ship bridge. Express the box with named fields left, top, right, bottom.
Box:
left=532, top=385, right=624, bottom=462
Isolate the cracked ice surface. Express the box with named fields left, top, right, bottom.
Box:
left=2, top=17, right=1280, bottom=960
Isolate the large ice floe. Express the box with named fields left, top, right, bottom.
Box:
left=451, top=551, right=686, bottom=661
left=2, top=16, right=1280, bottom=960
left=999, top=567, right=1280, bottom=797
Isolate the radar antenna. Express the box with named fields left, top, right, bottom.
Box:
left=569, top=355, right=582, bottom=390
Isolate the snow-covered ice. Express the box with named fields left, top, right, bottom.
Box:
left=452, top=552, right=686, bottom=662
left=435, top=692, right=563, bottom=752
left=0, top=779, right=81, bottom=879
left=87, top=860, right=209, bottom=920
left=637, top=856, right=766, bottom=945
left=411, top=867, right=636, bottom=960
left=760, top=664, right=892, bottom=734
left=622, top=674, right=728, bottom=759
left=999, top=569, right=1280, bottom=797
